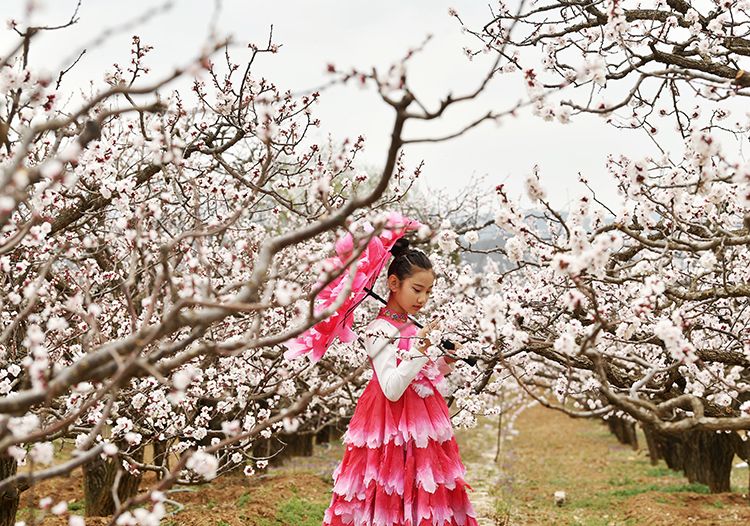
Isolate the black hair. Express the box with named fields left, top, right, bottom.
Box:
left=387, top=238, right=433, bottom=280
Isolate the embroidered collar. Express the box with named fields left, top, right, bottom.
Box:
left=378, top=306, right=409, bottom=323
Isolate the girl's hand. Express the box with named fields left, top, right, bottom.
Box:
left=442, top=341, right=462, bottom=363
left=417, top=319, right=440, bottom=339
left=416, top=319, right=441, bottom=354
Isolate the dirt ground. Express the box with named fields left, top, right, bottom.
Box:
left=456, top=406, right=750, bottom=525
left=14, top=405, right=750, bottom=525
left=19, top=469, right=333, bottom=526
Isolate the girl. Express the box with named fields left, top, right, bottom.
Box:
left=323, top=238, right=479, bottom=526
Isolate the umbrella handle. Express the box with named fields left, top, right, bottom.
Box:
left=363, top=287, right=478, bottom=366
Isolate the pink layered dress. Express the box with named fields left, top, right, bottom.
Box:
left=322, top=311, right=479, bottom=526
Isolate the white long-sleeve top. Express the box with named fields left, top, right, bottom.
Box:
left=363, top=318, right=430, bottom=402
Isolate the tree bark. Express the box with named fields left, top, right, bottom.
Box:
left=730, top=433, right=750, bottom=502
left=0, top=455, right=19, bottom=526
left=682, top=430, right=734, bottom=493
left=83, top=447, right=144, bottom=516
left=641, top=424, right=661, bottom=466
left=281, top=433, right=314, bottom=457
left=152, top=440, right=169, bottom=480
left=315, top=425, right=331, bottom=445
left=607, top=416, right=638, bottom=450
left=651, top=429, right=734, bottom=493
left=655, top=432, right=685, bottom=473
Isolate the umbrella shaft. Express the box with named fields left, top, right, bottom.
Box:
left=363, top=286, right=423, bottom=328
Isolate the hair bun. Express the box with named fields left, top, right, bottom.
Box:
left=390, top=237, right=410, bottom=259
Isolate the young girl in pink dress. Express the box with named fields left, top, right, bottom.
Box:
left=323, top=238, right=479, bottom=526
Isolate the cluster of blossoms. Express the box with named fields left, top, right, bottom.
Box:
left=454, top=0, right=750, bottom=139
left=481, top=120, right=750, bottom=434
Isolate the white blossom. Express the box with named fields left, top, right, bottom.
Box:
left=30, top=442, right=54, bottom=465
left=464, top=231, right=479, bottom=245
left=185, top=450, right=219, bottom=480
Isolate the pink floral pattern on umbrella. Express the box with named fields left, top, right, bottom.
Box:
left=283, top=211, right=424, bottom=363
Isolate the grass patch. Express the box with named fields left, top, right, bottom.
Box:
left=607, top=476, right=635, bottom=487
left=662, top=482, right=710, bottom=494
left=610, top=481, right=710, bottom=498
left=236, top=492, right=251, bottom=507
left=570, top=495, right=612, bottom=510
left=611, top=485, right=657, bottom=498
left=491, top=499, right=512, bottom=523
left=68, top=499, right=85, bottom=512
left=646, top=466, right=682, bottom=478
left=561, top=480, right=712, bottom=510
left=275, top=495, right=327, bottom=526
left=227, top=479, right=329, bottom=526
left=567, top=518, right=638, bottom=526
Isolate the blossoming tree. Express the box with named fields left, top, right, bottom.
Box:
left=444, top=0, right=750, bottom=493
left=0, top=4, right=522, bottom=524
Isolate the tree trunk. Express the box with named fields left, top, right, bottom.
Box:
left=641, top=424, right=660, bottom=466
left=83, top=447, right=144, bottom=516
left=0, top=455, right=19, bottom=526
left=301, top=433, right=314, bottom=456
left=681, top=434, right=702, bottom=485
left=494, top=401, right=504, bottom=464
left=282, top=433, right=314, bottom=457
left=607, top=416, right=638, bottom=450
left=655, top=433, right=685, bottom=473
left=624, top=420, right=638, bottom=451
left=311, top=419, right=347, bottom=448
left=730, top=433, right=750, bottom=502
left=252, top=436, right=287, bottom=468
left=683, top=430, right=734, bottom=493
left=654, top=429, right=734, bottom=493
left=315, top=425, right=331, bottom=445
left=152, top=440, right=169, bottom=480
left=329, top=419, right=347, bottom=441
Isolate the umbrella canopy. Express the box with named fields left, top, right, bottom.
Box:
left=283, top=211, right=424, bottom=363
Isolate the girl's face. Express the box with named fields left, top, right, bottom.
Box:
left=387, top=268, right=435, bottom=316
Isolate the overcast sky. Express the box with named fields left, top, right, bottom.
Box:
left=3, top=0, right=700, bottom=212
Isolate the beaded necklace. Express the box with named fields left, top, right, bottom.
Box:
left=377, top=305, right=409, bottom=324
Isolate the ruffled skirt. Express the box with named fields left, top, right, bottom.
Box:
left=322, top=376, right=479, bottom=526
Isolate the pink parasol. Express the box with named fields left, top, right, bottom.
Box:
left=282, top=211, right=424, bottom=363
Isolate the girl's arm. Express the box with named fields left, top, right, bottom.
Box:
left=364, top=321, right=429, bottom=402
left=435, top=356, right=455, bottom=376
